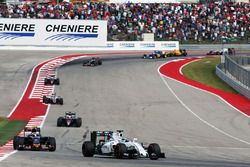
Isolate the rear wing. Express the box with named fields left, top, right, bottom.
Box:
left=23, top=127, right=41, bottom=136
left=90, top=131, right=113, bottom=147
left=24, top=127, right=41, bottom=132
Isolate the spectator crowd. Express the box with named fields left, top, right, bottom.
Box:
left=0, top=1, right=249, bottom=43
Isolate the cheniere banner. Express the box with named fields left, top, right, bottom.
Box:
left=0, top=19, right=107, bottom=47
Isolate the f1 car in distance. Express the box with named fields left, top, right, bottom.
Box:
left=83, top=57, right=102, bottom=66
left=207, top=48, right=234, bottom=55
left=44, top=74, right=60, bottom=85
left=57, top=112, right=82, bottom=127
left=82, top=130, right=165, bottom=160
left=163, top=49, right=187, bottom=57
left=13, top=127, right=56, bottom=151
left=143, top=49, right=187, bottom=59
left=142, top=51, right=163, bottom=59
left=206, top=50, right=223, bottom=55
left=42, top=93, right=63, bottom=105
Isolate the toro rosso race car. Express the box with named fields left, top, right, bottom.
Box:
left=82, top=130, right=165, bottom=160
left=83, top=57, right=102, bottom=66
left=44, top=75, right=60, bottom=85
left=57, top=112, right=82, bottom=127
left=143, top=49, right=187, bottom=59
left=13, top=127, right=56, bottom=151
left=42, top=93, right=63, bottom=105
left=142, top=51, right=163, bottom=59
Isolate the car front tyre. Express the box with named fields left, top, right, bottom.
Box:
left=148, top=143, right=161, bottom=160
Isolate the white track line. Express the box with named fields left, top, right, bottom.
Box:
left=1, top=55, right=87, bottom=162
left=158, top=61, right=250, bottom=145
left=177, top=58, right=250, bottom=118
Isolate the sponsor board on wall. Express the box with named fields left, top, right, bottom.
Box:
left=0, top=19, right=107, bottom=46
left=104, top=41, right=179, bottom=50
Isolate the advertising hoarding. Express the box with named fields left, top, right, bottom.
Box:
left=0, top=19, right=107, bottom=47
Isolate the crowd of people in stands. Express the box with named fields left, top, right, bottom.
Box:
left=0, top=1, right=249, bottom=42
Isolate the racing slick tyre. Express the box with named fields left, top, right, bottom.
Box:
left=97, top=59, right=102, bottom=65
left=43, top=96, right=48, bottom=104
left=57, top=98, right=63, bottom=105
left=55, top=79, right=60, bottom=85
left=44, top=79, right=48, bottom=85
left=82, top=141, right=95, bottom=157
left=48, top=137, right=56, bottom=152
left=76, top=118, right=82, bottom=127
left=16, top=137, right=24, bottom=150
left=148, top=143, right=161, bottom=160
left=114, top=143, right=127, bottom=159
left=57, top=117, right=64, bottom=127
left=13, top=136, right=19, bottom=150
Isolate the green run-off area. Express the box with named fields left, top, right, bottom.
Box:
left=0, top=118, right=27, bottom=146
left=182, top=57, right=238, bottom=94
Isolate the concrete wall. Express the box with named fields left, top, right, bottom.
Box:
left=216, top=64, right=250, bottom=99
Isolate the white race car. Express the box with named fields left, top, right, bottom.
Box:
left=82, top=130, right=165, bottom=160
left=44, top=75, right=60, bottom=85
left=42, top=93, right=63, bottom=105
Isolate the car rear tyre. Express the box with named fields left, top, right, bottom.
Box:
left=98, top=59, right=102, bottom=65
left=82, top=141, right=94, bottom=157
left=16, top=137, right=24, bottom=150
left=76, top=118, right=82, bottom=127
left=55, top=79, right=60, bottom=85
left=57, top=117, right=63, bottom=127
left=114, top=143, right=127, bottom=159
left=44, top=79, right=48, bottom=85
left=13, top=136, right=19, bottom=150
left=57, top=98, right=63, bottom=105
left=42, top=96, right=47, bottom=103
left=49, top=137, right=56, bottom=152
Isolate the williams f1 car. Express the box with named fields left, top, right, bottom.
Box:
left=57, top=112, right=82, bottom=127
left=44, top=75, right=60, bottom=85
left=83, top=57, right=102, bottom=66
left=82, top=130, right=165, bottom=160
left=42, top=93, right=63, bottom=105
left=13, top=127, right=56, bottom=151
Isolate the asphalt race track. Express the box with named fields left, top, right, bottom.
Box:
left=1, top=51, right=250, bottom=167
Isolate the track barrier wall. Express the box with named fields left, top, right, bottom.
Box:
left=216, top=55, right=250, bottom=99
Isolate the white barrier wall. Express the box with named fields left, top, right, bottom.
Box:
left=0, top=19, right=107, bottom=47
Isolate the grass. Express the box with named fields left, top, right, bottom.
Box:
left=182, top=57, right=238, bottom=94
left=0, top=118, right=27, bottom=146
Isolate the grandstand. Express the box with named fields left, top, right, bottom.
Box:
left=0, top=0, right=249, bottom=43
